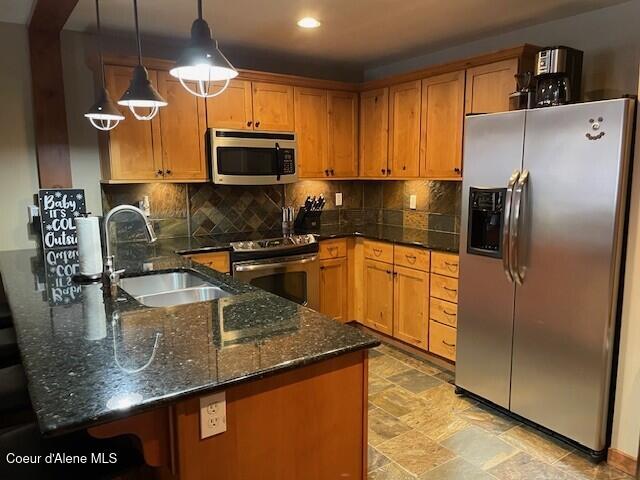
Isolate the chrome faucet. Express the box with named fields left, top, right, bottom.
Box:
left=103, top=205, right=157, bottom=293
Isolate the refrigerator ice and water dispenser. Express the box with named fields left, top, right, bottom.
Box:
left=467, top=188, right=505, bottom=258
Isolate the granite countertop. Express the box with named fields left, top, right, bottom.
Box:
left=0, top=248, right=378, bottom=436
left=155, top=225, right=460, bottom=256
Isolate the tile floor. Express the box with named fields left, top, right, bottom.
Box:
left=367, top=344, right=632, bottom=480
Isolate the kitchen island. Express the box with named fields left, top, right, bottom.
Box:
left=0, top=248, right=378, bottom=479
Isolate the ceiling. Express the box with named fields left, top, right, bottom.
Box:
left=2, top=0, right=629, bottom=69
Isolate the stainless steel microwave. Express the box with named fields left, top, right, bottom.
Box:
left=209, top=129, right=297, bottom=185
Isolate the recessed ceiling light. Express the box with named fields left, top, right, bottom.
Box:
left=297, top=17, right=321, bottom=29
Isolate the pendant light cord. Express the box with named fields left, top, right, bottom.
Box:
left=133, top=0, right=143, bottom=65
left=95, top=0, right=106, bottom=86
left=198, top=0, right=203, bottom=20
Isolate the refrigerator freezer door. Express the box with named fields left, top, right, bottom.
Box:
left=510, top=99, right=634, bottom=451
left=456, top=110, right=526, bottom=408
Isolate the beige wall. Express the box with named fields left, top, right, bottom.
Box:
left=611, top=71, right=640, bottom=461
left=365, top=0, right=640, bottom=101
left=0, top=22, right=39, bottom=252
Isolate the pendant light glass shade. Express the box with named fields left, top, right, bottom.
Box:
left=169, top=0, right=238, bottom=98
left=85, top=0, right=124, bottom=131
left=118, top=0, right=167, bottom=120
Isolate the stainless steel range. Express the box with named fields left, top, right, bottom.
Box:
left=230, top=234, right=319, bottom=310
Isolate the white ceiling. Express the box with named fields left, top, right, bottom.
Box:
left=2, top=0, right=629, bottom=68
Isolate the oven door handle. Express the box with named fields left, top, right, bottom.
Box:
left=234, top=254, right=318, bottom=273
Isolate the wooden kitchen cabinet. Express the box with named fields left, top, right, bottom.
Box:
left=184, top=252, right=230, bottom=273
left=157, top=72, right=208, bottom=181
left=393, top=265, right=429, bottom=349
left=465, top=58, right=519, bottom=114
left=102, top=65, right=207, bottom=182
left=206, top=79, right=254, bottom=130
left=102, top=65, right=163, bottom=181
left=359, top=88, right=389, bottom=178
left=295, top=87, right=328, bottom=178
left=420, top=70, right=465, bottom=179
left=252, top=82, right=295, bottom=131
left=328, top=90, right=358, bottom=177
left=388, top=81, right=421, bottom=177
left=362, top=258, right=394, bottom=335
left=320, top=257, right=348, bottom=322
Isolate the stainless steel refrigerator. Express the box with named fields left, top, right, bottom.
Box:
left=456, top=98, right=635, bottom=455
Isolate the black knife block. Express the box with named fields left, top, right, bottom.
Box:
left=294, top=209, right=322, bottom=232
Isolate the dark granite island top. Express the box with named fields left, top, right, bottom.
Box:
left=0, top=248, right=378, bottom=437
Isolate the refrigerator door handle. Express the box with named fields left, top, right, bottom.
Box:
left=511, top=169, right=529, bottom=285
left=503, top=170, right=520, bottom=282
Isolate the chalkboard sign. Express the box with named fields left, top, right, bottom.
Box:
left=43, top=248, right=82, bottom=306
left=38, top=189, right=86, bottom=250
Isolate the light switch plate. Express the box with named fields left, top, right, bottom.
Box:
left=27, top=205, right=40, bottom=223
left=409, top=195, right=417, bottom=210
left=335, top=192, right=343, bottom=207
left=200, top=392, right=227, bottom=439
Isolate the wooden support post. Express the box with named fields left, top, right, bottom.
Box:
left=28, top=0, right=79, bottom=188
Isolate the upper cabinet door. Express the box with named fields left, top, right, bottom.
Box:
left=465, top=58, right=519, bottom=114
left=328, top=90, right=358, bottom=178
left=252, top=82, right=295, bottom=131
left=294, top=87, right=328, bottom=178
left=104, top=65, right=162, bottom=181
left=157, top=72, right=208, bottom=181
left=420, top=70, right=465, bottom=178
left=388, top=81, right=421, bottom=178
left=359, top=88, right=389, bottom=178
left=206, top=79, right=253, bottom=130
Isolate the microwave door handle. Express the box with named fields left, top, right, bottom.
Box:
left=234, top=254, right=318, bottom=273
left=503, top=170, right=520, bottom=283
left=275, top=142, right=283, bottom=181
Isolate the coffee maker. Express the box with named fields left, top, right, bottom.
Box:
left=534, top=46, right=583, bottom=108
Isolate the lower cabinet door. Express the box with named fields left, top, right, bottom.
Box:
left=320, top=257, right=348, bottom=322
left=363, top=259, right=394, bottom=335
left=393, top=265, right=429, bottom=349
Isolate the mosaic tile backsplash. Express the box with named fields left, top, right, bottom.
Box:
left=101, top=179, right=461, bottom=239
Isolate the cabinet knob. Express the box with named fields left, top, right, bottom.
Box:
left=247, top=121, right=253, bottom=127
left=386, top=168, right=391, bottom=175
left=156, top=169, right=163, bottom=176
left=380, top=168, right=385, bottom=174
left=402, top=165, right=406, bottom=171
left=255, top=121, right=260, bottom=128
left=330, top=169, right=335, bottom=176
left=454, top=167, right=461, bottom=174
left=165, top=169, right=172, bottom=175
left=324, top=169, right=329, bottom=176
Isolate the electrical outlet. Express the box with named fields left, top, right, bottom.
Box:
left=200, top=392, right=227, bottom=439
left=409, top=195, right=417, bottom=210
left=335, top=192, right=343, bottom=207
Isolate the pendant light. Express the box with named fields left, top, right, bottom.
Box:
left=169, top=0, right=238, bottom=98
left=118, top=0, right=167, bottom=120
left=85, top=0, right=124, bottom=131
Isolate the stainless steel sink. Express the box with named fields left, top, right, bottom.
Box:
left=119, top=271, right=232, bottom=308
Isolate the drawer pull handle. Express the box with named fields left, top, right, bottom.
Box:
left=443, top=286, right=457, bottom=293
left=328, top=246, right=338, bottom=254
left=405, top=254, right=417, bottom=264
left=442, top=340, right=456, bottom=348
left=443, top=310, right=456, bottom=316
left=444, top=261, right=458, bottom=270
left=373, top=248, right=382, bottom=256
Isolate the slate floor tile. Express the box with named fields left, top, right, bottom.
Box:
left=368, top=445, right=391, bottom=472
left=370, top=354, right=413, bottom=379
left=419, top=457, right=496, bottom=480
left=488, top=451, right=574, bottom=480
left=387, top=368, right=443, bottom=394
left=368, top=406, right=412, bottom=447
left=554, top=451, right=633, bottom=480
left=440, top=425, right=519, bottom=470
left=456, top=403, right=519, bottom=435
left=499, top=424, right=573, bottom=464
left=368, top=462, right=415, bottom=480
left=369, top=386, right=427, bottom=418
left=378, top=430, right=456, bottom=476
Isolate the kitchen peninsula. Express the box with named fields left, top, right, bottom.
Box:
left=0, top=247, right=378, bottom=479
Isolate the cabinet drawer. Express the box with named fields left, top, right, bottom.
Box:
left=429, top=321, right=456, bottom=361
left=363, top=240, right=393, bottom=264
left=394, top=245, right=430, bottom=271
left=431, top=252, right=459, bottom=278
left=184, top=252, right=230, bottom=273
left=430, top=273, right=458, bottom=303
left=319, top=239, right=347, bottom=260
left=430, top=297, right=457, bottom=328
